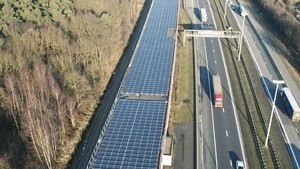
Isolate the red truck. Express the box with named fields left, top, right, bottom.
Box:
left=213, top=75, right=223, bottom=108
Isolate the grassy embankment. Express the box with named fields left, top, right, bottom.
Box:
left=170, top=7, right=194, bottom=130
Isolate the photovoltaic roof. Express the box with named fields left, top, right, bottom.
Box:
left=122, top=0, right=178, bottom=95
left=90, top=99, right=167, bottom=169
left=88, top=0, right=178, bottom=168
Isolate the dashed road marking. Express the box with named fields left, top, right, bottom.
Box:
left=230, top=160, right=233, bottom=167
left=222, top=108, right=225, bottom=113
left=226, top=130, right=228, bottom=137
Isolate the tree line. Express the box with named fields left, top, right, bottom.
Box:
left=0, top=0, right=144, bottom=168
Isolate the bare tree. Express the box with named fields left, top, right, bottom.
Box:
left=5, top=76, right=21, bottom=130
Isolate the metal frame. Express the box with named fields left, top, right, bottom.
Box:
left=183, top=29, right=241, bottom=47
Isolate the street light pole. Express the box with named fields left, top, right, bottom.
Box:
left=223, top=0, right=228, bottom=19
left=264, top=80, right=285, bottom=146
left=238, top=14, right=246, bottom=60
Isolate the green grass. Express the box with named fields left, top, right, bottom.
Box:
left=170, top=8, right=194, bottom=124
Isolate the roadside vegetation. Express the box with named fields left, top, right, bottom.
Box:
left=249, top=0, right=300, bottom=54
left=246, top=0, right=300, bottom=95
left=0, top=0, right=144, bottom=168
left=169, top=7, right=194, bottom=131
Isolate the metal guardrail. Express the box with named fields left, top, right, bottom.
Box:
left=210, top=0, right=282, bottom=167
left=210, top=0, right=268, bottom=166
left=229, top=48, right=267, bottom=169
left=221, top=35, right=267, bottom=168
left=241, top=57, right=281, bottom=169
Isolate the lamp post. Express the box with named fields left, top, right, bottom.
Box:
left=238, top=14, right=247, bottom=61
left=223, top=0, right=228, bottom=19
left=264, top=80, right=285, bottom=146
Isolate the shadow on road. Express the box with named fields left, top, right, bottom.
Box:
left=200, top=66, right=212, bottom=105
left=194, top=8, right=201, bottom=21
left=261, top=76, right=276, bottom=100
left=288, top=143, right=300, bottom=168
left=261, top=76, right=287, bottom=117
left=230, top=4, right=241, bottom=16
left=229, top=151, right=240, bottom=168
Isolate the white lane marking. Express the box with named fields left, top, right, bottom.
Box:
left=231, top=7, right=298, bottom=169
left=213, top=49, right=215, bottom=52
left=295, top=128, right=299, bottom=133
left=220, top=10, right=249, bottom=169
left=215, top=60, right=217, bottom=64
left=230, top=160, right=233, bottom=167
left=222, top=108, right=225, bottom=113
left=203, top=30, right=218, bottom=169
left=211, top=39, right=213, bottom=43
left=226, top=130, right=228, bottom=137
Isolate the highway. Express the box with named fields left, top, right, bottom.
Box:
left=184, top=0, right=246, bottom=168
left=228, top=0, right=300, bottom=167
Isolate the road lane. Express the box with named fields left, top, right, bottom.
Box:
left=184, top=0, right=247, bottom=168
left=229, top=1, right=300, bottom=167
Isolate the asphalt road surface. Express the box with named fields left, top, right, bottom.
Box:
left=184, top=0, right=247, bottom=168
left=173, top=123, right=195, bottom=169
left=229, top=0, right=300, bottom=167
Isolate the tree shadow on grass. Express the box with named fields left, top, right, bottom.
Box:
left=0, top=109, right=27, bottom=168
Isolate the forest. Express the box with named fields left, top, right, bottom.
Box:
left=0, top=0, right=144, bottom=168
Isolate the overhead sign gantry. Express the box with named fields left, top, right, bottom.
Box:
left=183, top=30, right=240, bottom=47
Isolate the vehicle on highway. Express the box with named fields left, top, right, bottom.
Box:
left=281, top=87, right=300, bottom=121
left=237, top=5, right=247, bottom=17
left=212, top=75, right=223, bottom=107
left=200, top=8, right=207, bottom=23
left=236, top=160, right=244, bottom=169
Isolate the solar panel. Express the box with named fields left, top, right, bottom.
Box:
left=122, top=0, right=178, bottom=95
left=90, top=99, right=167, bottom=169
left=88, top=0, right=178, bottom=168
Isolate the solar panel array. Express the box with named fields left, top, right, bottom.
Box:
left=122, top=0, right=178, bottom=95
left=89, top=0, right=178, bottom=168
left=90, top=100, right=167, bottom=169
